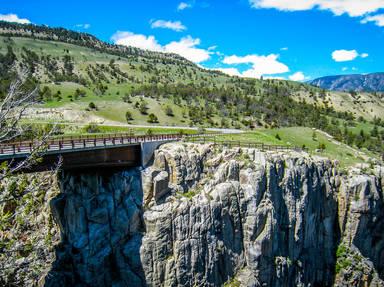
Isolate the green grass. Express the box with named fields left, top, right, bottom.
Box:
left=60, top=126, right=199, bottom=137
left=203, top=127, right=371, bottom=167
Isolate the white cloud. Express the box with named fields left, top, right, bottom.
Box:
left=361, top=14, right=384, bottom=26
left=111, top=32, right=211, bottom=63
left=332, top=49, right=358, bottom=62
left=164, top=36, right=210, bottom=63
left=0, top=13, right=31, bottom=24
left=264, top=76, right=286, bottom=80
left=342, top=67, right=348, bottom=71
left=216, top=68, right=242, bottom=77
left=249, top=0, right=384, bottom=17
left=208, top=45, right=217, bottom=51
left=280, top=47, right=289, bottom=51
left=223, top=54, right=289, bottom=78
left=331, top=49, right=369, bottom=62
left=177, top=2, right=192, bottom=10
left=111, top=31, right=163, bottom=51
left=150, top=20, right=186, bottom=32
left=75, top=23, right=91, bottom=29
left=289, top=71, right=306, bottom=81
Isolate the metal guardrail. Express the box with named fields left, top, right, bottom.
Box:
left=0, top=133, right=218, bottom=156
left=187, top=137, right=308, bottom=152
left=0, top=132, right=307, bottom=156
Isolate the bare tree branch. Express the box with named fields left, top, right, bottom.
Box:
left=0, top=69, right=38, bottom=143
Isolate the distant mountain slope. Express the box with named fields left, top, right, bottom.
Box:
left=310, top=73, right=384, bottom=92
left=0, top=21, right=383, bottom=126
left=0, top=21, right=195, bottom=67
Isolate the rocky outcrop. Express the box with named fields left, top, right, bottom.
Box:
left=335, top=167, right=384, bottom=286
left=37, top=143, right=384, bottom=286
left=140, top=145, right=341, bottom=286
left=44, top=169, right=146, bottom=286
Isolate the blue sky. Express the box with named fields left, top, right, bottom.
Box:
left=1, top=0, right=384, bottom=80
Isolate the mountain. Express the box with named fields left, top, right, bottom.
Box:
left=310, top=73, right=384, bottom=92
left=0, top=22, right=383, bottom=156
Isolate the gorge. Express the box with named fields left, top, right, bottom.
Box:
left=2, top=142, right=383, bottom=286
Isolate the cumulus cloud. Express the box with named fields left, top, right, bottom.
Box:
left=150, top=20, right=186, bottom=32
left=249, top=0, right=384, bottom=17
left=216, top=68, right=242, bottom=77
left=223, top=54, right=289, bottom=78
left=289, top=71, right=306, bottom=81
left=332, top=50, right=358, bottom=62
left=111, top=31, right=163, bottom=51
left=75, top=23, right=91, bottom=29
left=331, top=49, right=368, bottom=62
left=0, top=13, right=31, bottom=24
left=164, top=36, right=210, bottom=63
left=177, top=2, right=192, bottom=10
left=111, top=32, right=211, bottom=63
left=361, top=14, right=384, bottom=27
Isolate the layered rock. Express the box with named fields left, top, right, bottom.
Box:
left=44, top=168, right=146, bottom=286
left=42, top=143, right=384, bottom=287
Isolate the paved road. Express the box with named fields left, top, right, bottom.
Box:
left=24, top=121, right=245, bottom=134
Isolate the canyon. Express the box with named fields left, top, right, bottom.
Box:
left=1, top=142, right=384, bottom=286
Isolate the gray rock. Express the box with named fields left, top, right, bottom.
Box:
left=42, top=143, right=384, bottom=287
left=153, top=171, right=169, bottom=202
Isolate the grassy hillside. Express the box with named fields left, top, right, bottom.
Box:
left=202, top=127, right=374, bottom=167
left=1, top=35, right=382, bottom=127
left=0, top=22, right=383, bottom=165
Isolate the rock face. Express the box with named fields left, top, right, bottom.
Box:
left=45, top=168, right=146, bottom=286
left=44, top=143, right=384, bottom=287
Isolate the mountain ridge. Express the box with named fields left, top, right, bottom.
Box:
left=0, top=21, right=200, bottom=68
left=310, top=72, right=384, bottom=92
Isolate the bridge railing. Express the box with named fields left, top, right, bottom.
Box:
left=186, top=137, right=308, bottom=152
left=0, top=133, right=219, bottom=155
left=0, top=132, right=307, bottom=156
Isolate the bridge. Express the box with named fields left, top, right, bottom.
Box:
left=0, top=132, right=307, bottom=172
left=0, top=133, right=195, bottom=172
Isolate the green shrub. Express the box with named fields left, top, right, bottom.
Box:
left=84, top=124, right=101, bottom=133
left=147, top=113, right=159, bottom=123
left=88, top=102, right=97, bottom=110
left=125, top=111, right=133, bottom=122
left=165, top=105, right=174, bottom=116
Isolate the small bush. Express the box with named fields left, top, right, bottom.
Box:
left=318, top=142, right=326, bottom=151
left=165, top=105, right=174, bottom=117
left=84, top=124, right=101, bottom=133
left=139, top=101, right=148, bottom=114
left=88, top=102, right=97, bottom=110
left=147, top=113, right=159, bottom=123
left=125, top=111, right=133, bottom=122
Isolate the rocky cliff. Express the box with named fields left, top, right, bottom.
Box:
left=2, top=143, right=383, bottom=286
